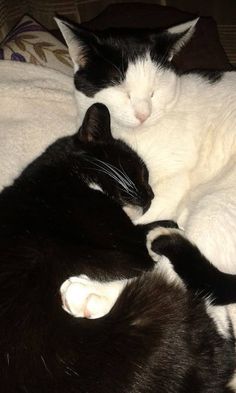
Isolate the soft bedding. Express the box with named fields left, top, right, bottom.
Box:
left=0, top=60, right=77, bottom=191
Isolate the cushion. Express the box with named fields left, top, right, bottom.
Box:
left=0, top=15, right=73, bottom=75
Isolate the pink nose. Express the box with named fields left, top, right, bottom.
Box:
left=135, top=111, right=150, bottom=123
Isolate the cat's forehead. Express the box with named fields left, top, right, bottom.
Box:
left=86, top=139, right=141, bottom=162
left=74, top=29, right=169, bottom=96
left=98, top=30, right=159, bottom=61
left=98, top=28, right=155, bottom=47
left=124, top=55, right=158, bottom=88
left=80, top=139, right=147, bottom=179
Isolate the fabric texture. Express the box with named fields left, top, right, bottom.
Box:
left=0, top=15, right=73, bottom=75
left=0, top=61, right=77, bottom=191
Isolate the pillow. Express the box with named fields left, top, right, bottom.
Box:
left=0, top=14, right=73, bottom=75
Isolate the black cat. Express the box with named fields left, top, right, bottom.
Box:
left=0, top=103, right=235, bottom=392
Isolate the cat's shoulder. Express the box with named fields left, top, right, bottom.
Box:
left=181, top=68, right=236, bottom=85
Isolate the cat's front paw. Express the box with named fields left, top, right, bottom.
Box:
left=147, top=227, right=183, bottom=262
left=60, top=275, right=113, bottom=319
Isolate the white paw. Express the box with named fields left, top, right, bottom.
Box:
left=146, top=227, right=182, bottom=262
left=60, top=275, right=127, bottom=319
left=60, top=275, right=111, bottom=319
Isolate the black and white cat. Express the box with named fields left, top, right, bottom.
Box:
left=56, top=17, right=236, bottom=278
left=1, top=102, right=236, bottom=392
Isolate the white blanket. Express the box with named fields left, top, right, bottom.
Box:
left=0, top=61, right=78, bottom=191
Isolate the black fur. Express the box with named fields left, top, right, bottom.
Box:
left=0, top=103, right=235, bottom=392
left=70, top=26, right=176, bottom=97
left=196, top=69, right=223, bottom=83
left=182, top=69, right=223, bottom=83
left=57, top=19, right=225, bottom=98
left=151, top=229, right=236, bottom=305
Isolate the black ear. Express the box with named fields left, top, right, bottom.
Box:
left=54, top=16, right=97, bottom=68
left=163, top=18, right=199, bottom=61
left=78, top=103, right=112, bottom=143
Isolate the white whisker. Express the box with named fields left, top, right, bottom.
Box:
left=118, top=160, right=138, bottom=191
left=92, top=158, right=137, bottom=191
left=82, top=155, right=139, bottom=198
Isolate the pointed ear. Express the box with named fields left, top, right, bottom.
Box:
left=166, top=18, right=199, bottom=61
left=54, top=17, right=95, bottom=69
left=78, top=103, right=112, bottom=143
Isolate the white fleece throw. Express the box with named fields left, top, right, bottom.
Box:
left=0, top=61, right=78, bottom=191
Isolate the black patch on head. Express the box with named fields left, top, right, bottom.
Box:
left=150, top=31, right=181, bottom=65
left=74, top=39, right=128, bottom=97
left=74, top=28, right=172, bottom=97
left=73, top=29, right=130, bottom=97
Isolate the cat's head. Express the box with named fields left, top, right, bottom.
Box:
left=56, top=18, right=198, bottom=131
left=73, top=103, right=154, bottom=219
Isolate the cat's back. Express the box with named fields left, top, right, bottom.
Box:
left=180, top=69, right=236, bottom=114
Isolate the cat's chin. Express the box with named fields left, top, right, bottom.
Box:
left=111, top=121, right=150, bottom=138
left=123, top=205, right=143, bottom=221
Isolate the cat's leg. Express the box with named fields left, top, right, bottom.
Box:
left=134, top=172, right=190, bottom=224
left=147, top=226, right=236, bottom=306
left=60, top=275, right=128, bottom=319
left=138, top=220, right=178, bottom=233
